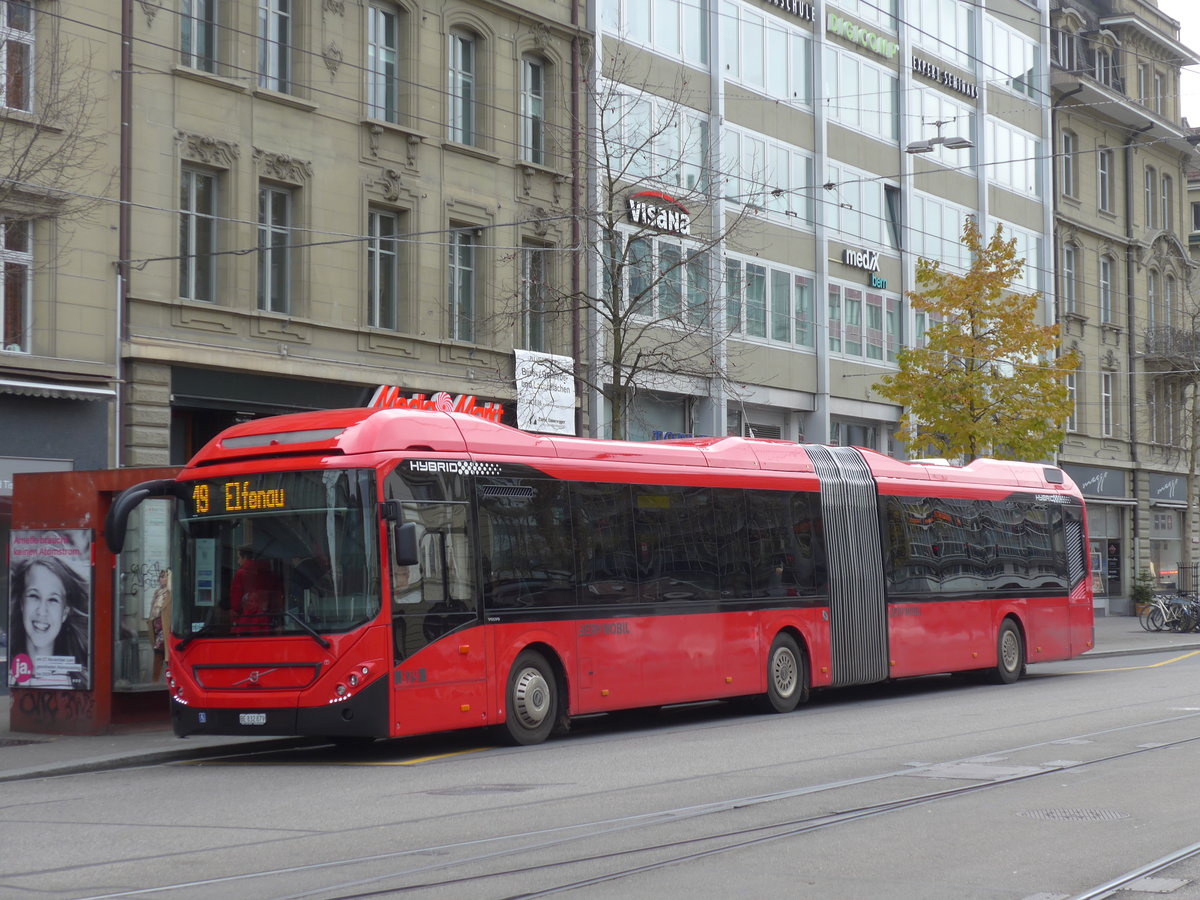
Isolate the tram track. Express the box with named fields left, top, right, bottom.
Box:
left=68, top=710, right=1200, bottom=900
left=1067, top=840, right=1200, bottom=900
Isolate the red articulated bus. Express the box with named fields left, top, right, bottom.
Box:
left=104, top=407, right=1094, bottom=745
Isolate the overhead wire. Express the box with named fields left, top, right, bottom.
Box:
left=13, top=0, right=1200, bottom=339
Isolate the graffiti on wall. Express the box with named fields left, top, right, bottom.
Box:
left=15, top=689, right=97, bottom=729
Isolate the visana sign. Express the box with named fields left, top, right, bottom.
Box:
left=627, top=191, right=692, bottom=236
left=827, top=13, right=898, bottom=59
left=369, top=386, right=505, bottom=422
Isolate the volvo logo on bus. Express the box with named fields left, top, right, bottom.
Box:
left=627, top=191, right=692, bottom=236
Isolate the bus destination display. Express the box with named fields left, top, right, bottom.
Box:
left=190, top=481, right=287, bottom=516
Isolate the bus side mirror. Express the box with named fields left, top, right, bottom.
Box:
left=394, top=522, right=419, bottom=567
left=104, top=479, right=187, bottom=554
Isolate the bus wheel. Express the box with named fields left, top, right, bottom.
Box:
left=504, top=650, right=558, bottom=745
left=758, top=633, right=807, bottom=713
left=989, top=620, right=1025, bottom=685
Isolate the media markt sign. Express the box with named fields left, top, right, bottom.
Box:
left=626, top=191, right=692, bottom=237
left=368, top=386, right=505, bottom=422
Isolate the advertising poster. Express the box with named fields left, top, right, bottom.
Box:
left=514, top=349, right=576, bottom=435
left=8, top=529, right=92, bottom=690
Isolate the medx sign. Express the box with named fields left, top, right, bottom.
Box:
left=842, top=248, right=880, bottom=272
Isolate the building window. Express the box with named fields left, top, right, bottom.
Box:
left=1053, top=26, right=1077, bottom=72
left=726, top=126, right=813, bottom=225
left=1065, top=371, right=1077, bottom=433
left=181, top=0, right=217, bottom=73
left=2, top=0, right=33, bottom=112
left=1098, top=149, right=1113, bottom=212
left=257, top=184, right=292, bottom=313
left=604, top=0, right=709, bottom=68
left=367, top=5, right=399, bottom=123
left=1101, top=372, right=1114, bottom=437
left=1165, top=273, right=1176, bottom=327
left=1137, top=63, right=1147, bottom=102
left=448, top=31, right=476, bottom=145
left=1145, top=166, right=1157, bottom=228
left=1099, top=255, right=1113, bottom=324
left=1061, top=243, right=1076, bottom=315
left=1193, top=201, right=1200, bottom=233
left=986, top=18, right=1036, bottom=97
left=1, top=218, right=31, bottom=352
left=448, top=227, right=476, bottom=341
left=1152, top=381, right=1177, bottom=444
left=1061, top=131, right=1076, bottom=198
left=1161, top=174, right=1172, bottom=231
left=822, top=46, right=898, bottom=142
left=1093, top=48, right=1112, bottom=86
left=520, top=56, right=546, bottom=165
left=520, top=242, right=548, bottom=352
left=367, top=208, right=401, bottom=330
left=1153, top=71, right=1164, bottom=115
left=258, top=0, right=290, bottom=92
left=1147, top=269, right=1159, bottom=330
left=179, top=168, right=218, bottom=303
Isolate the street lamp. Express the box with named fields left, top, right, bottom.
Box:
left=906, top=119, right=973, bottom=154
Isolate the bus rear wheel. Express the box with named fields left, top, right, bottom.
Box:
left=503, top=650, right=558, bottom=745
left=758, top=633, right=807, bottom=713
left=989, top=620, right=1025, bottom=685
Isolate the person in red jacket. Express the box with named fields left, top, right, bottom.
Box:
left=230, top=545, right=283, bottom=633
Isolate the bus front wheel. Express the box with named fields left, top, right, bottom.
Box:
left=503, top=650, right=558, bottom=745
left=758, top=633, right=807, bottom=713
left=989, top=620, right=1025, bottom=685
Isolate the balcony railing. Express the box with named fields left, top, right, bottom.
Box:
left=1145, top=326, right=1200, bottom=361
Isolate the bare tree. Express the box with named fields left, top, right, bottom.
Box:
left=502, top=47, right=758, bottom=440
left=0, top=12, right=109, bottom=228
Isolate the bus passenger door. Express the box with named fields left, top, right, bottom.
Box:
left=388, top=501, right=489, bottom=735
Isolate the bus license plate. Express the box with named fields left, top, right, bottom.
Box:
left=239, top=713, right=267, bottom=726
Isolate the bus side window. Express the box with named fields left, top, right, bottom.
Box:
left=477, top=478, right=575, bottom=611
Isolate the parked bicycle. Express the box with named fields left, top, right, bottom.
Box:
left=1139, top=592, right=1200, bottom=632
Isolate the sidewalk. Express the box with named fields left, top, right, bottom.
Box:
left=2, top=615, right=1198, bottom=782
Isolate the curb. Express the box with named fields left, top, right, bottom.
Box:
left=0, top=736, right=322, bottom=783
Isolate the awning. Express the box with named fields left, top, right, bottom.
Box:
left=0, top=377, right=116, bottom=401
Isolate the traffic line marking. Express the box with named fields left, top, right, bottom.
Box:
left=1078, top=649, right=1200, bottom=674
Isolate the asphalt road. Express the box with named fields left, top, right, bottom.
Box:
left=3, top=647, right=1200, bottom=900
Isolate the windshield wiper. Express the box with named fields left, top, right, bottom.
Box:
left=176, top=626, right=209, bottom=652
left=285, top=610, right=332, bottom=649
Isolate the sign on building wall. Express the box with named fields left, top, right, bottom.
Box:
left=515, top=350, right=576, bottom=435
left=1060, top=464, right=1128, bottom=500
left=626, top=191, right=692, bottom=236
left=8, top=529, right=92, bottom=690
left=827, top=12, right=899, bottom=59
left=911, top=56, right=979, bottom=98
left=369, top=386, right=505, bottom=423
left=1148, top=473, right=1186, bottom=505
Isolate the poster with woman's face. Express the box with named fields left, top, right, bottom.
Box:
left=8, top=530, right=92, bottom=690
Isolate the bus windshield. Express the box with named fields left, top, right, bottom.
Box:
left=174, top=469, right=380, bottom=640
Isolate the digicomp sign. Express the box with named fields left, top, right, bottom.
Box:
left=827, top=12, right=899, bottom=59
